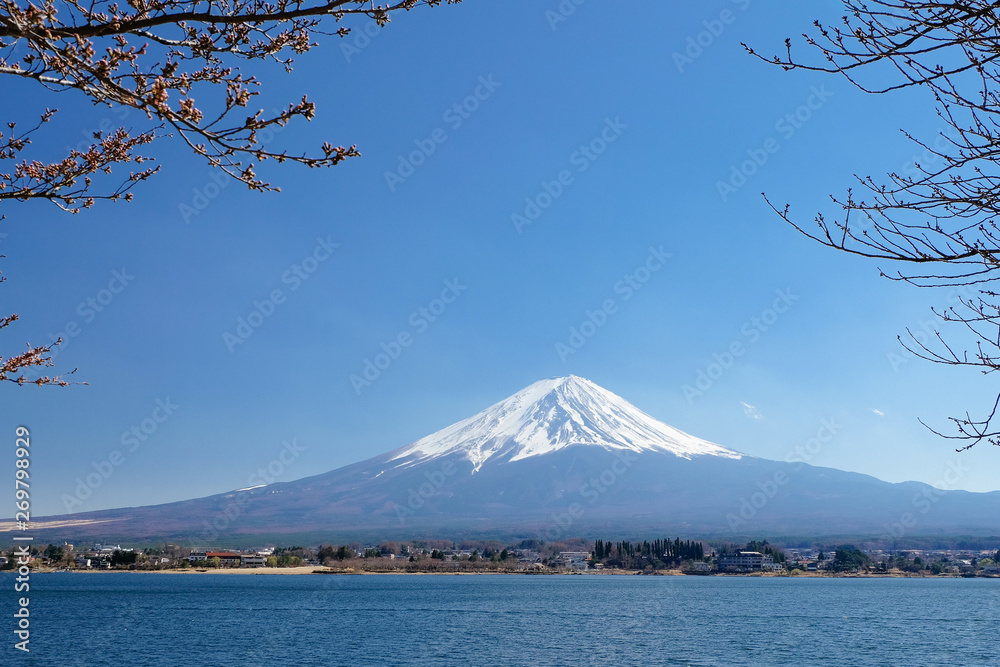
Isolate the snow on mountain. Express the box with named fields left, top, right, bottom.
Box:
left=26, top=375, right=1000, bottom=542
left=388, top=375, right=742, bottom=472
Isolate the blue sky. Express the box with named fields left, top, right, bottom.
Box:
left=2, top=0, right=997, bottom=517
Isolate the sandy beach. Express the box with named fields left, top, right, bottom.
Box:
left=30, top=566, right=929, bottom=577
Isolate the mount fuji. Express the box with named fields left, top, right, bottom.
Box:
left=17, top=376, right=1000, bottom=543
left=388, top=375, right=741, bottom=471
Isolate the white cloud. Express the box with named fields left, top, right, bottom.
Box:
left=741, top=401, right=762, bottom=420
left=870, top=408, right=885, bottom=417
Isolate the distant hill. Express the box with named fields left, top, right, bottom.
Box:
left=12, top=376, right=1000, bottom=544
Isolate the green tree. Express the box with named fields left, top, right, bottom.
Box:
left=276, top=554, right=302, bottom=567
left=110, top=550, right=138, bottom=567
left=831, top=547, right=869, bottom=572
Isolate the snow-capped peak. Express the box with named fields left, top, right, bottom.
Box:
left=388, top=376, right=742, bottom=472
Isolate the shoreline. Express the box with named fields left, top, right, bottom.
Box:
left=19, top=566, right=982, bottom=578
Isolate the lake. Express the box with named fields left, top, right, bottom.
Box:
left=5, top=573, right=999, bottom=665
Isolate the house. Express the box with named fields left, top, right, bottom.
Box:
left=92, top=544, right=126, bottom=558
left=241, top=555, right=267, bottom=568
left=557, top=552, right=591, bottom=571
left=717, top=551, right=782, bottom=572
left=205, top=551, right=242, bottom=567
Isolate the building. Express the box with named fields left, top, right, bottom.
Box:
left=557, top=552, right=591, bottom=571
left=92, top=544, right=126, bottom=557
left=717, top=551, right=782, bottom=572
left=241, top=555, right=267, bottom=568
left=204, top=551, right=241, bottom=567
left=516, top=550, right=541, bottom=563
left=84, top=555, right=111, bottom=569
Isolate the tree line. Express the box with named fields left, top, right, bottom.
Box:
left=592, top=538, right=705, bottom=569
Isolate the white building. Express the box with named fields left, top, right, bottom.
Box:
left=717, top=551, right=782, bottom=571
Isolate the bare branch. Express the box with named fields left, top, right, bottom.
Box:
left=756, top=1, right=1000, bottom=449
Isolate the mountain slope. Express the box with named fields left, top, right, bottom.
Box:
left=12, top=376, right=1000, bottom=543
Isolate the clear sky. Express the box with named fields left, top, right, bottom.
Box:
left=2, top=0, right=997, bottom=517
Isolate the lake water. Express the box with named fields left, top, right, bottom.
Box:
left=5, top=573, right=999, bottom=665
